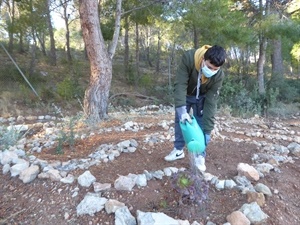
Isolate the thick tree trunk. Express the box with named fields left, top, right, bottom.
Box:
left=79, top=0, right=112, bottom=122
left=270, top=38, right=284, bottom=88
left=257, top=0, right=270, bottom=95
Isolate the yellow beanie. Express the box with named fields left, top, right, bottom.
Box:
left=194, top=44, right=212, bottom=84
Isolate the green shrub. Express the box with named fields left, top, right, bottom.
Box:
left=153, top=84, right=174, bottom=105
left=0, top=125, right=23, bottom=150
left=268, top=102, right=300, bottom=117
left=0, top=65, right=22, bottom=83
left=55, top=115, right=80, bottom=154
left=57, top=77, right=81, bottom=100
left=139, top=73, right=153, bottom=88
left=277, top=79, right=300, bottom=103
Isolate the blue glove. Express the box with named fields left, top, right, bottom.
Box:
left=176, top=106, right=192, bottom=123
left=205, top=134, right=211, bottom=145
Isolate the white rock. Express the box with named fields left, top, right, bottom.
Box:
left=78, top=170, right=96, bottom=187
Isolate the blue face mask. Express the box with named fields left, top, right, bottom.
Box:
left=202, top=65, right=219, bottom=78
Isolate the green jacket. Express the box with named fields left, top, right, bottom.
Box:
left=174, top=49, right=225, bottom=134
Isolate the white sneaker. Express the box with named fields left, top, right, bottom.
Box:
left=164, top=148, right=185, bottom=161
left=194, top=155, right=206, bottom=172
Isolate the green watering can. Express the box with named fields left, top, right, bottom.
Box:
left=179, top=116, right=206, bottom=154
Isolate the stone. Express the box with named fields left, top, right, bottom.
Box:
left=76, top=193, right=107, bottom=216
left=105, top=199, right=125, bottom=214
left=226, top=210, right=250, bottom=225
left=237, top=163, right=260, bottom=181
left=115, top=206, right=136, bottom=225
left=255, top=183, right=272, bottom=197
left=78, top=170, right=96, bottom=187
left=19, top=165, right=40, bottom=184
left=246, top=191, right=266, bottom=207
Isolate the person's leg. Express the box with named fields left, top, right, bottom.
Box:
left=164, top=96, right=194, bottom=161
left=173, top=109, right=185, bottom=150
left=192, top=96, right=206, bottom=156
left=192, top=96, right=207, bottom=171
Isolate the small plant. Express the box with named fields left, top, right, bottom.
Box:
left=55, top=115, right=80, bottom=154
left=159, top=199, right=168, bottom=209
left=170, top=169, right=209, bottom=205
left=0, top=124, right=23, bottom=150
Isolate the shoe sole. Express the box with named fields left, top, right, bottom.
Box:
left=164, top=155, right=185, bottom=162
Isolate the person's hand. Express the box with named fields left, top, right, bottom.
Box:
left=180, top=112, right=192, bottom=123
left=205, top=134, right=211, bottom=145
left=176, top=106, right=192, bottom=123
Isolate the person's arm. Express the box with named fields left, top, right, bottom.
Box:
left=202, top=71, right=224, bottom=134
left=174, top=51, right=193, bottom=107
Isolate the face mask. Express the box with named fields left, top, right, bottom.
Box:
left=202, top=65, right=219, bottom=78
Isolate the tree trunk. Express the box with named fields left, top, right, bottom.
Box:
left=46, top=0, right=57, bottom=66
left=257, top=36, right=267, bottom=95
left=193, top=25, right=199, bottom=49
left=270, top=38, right=284, bottom=88
left=37, top=33, right=47, bottom=56
left=257, top=0, right=270, bottom=95
left=29, top=29, right=37, bottom=76
left=155, top=29, right=161, bottom=73
left=145, top=27, right=153, bottom=67
left=135, top=22, right=140, bottom=84
left=18, top=31, right=24, bottom=53
left=124, top=14, right=129, bottom=72
left=8, top=0, right=14, bottom=52
left=60, top=0, right=72, bottom=62
left=79, top=0, right=112, bottom=122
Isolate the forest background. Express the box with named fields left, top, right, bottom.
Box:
left=0, top=0, right=300, bottom=120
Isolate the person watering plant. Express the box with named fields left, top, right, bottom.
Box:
left=164, top=45, right=227, bottom=172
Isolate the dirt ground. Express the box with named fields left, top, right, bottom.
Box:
left=0, top=112, right=300, bottom=225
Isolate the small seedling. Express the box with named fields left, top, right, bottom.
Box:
left=170, top=169, right=209, bottom=205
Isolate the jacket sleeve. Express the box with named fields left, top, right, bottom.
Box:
left=174, top=50, right=194, bottom=107
left=202, top=71, right=224, bottom=134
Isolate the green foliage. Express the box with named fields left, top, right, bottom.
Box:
left=233, top=88, right=262, bottom=116
left=0, top=65, right=22, bottom=83
left=291, top=42, right=300, bottom=62
left=275, top=79, right=300, bottom=103
left=101, top=20, right=115, bottom=41
left=219, top=75, right=285, bottom=117
left=266, top=19, right=300, bottom=42
left=170, top=169, right=209, bottom=205
left=183, top=0, right=254, bottom=46
left=0, top=125, right=23, bottom=150
left=159, top=199, right=168, bottom=209
left=56, top=115, right=80, bottom=154
left=40, top=86, right=57, bottom=102
left=139, top=73, right=154, bottom=88
left=56, top=77, right=81, bottom=100
left=268, top=102, right=300, bottom=117
left=153, top=84, right=174, bottom=105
